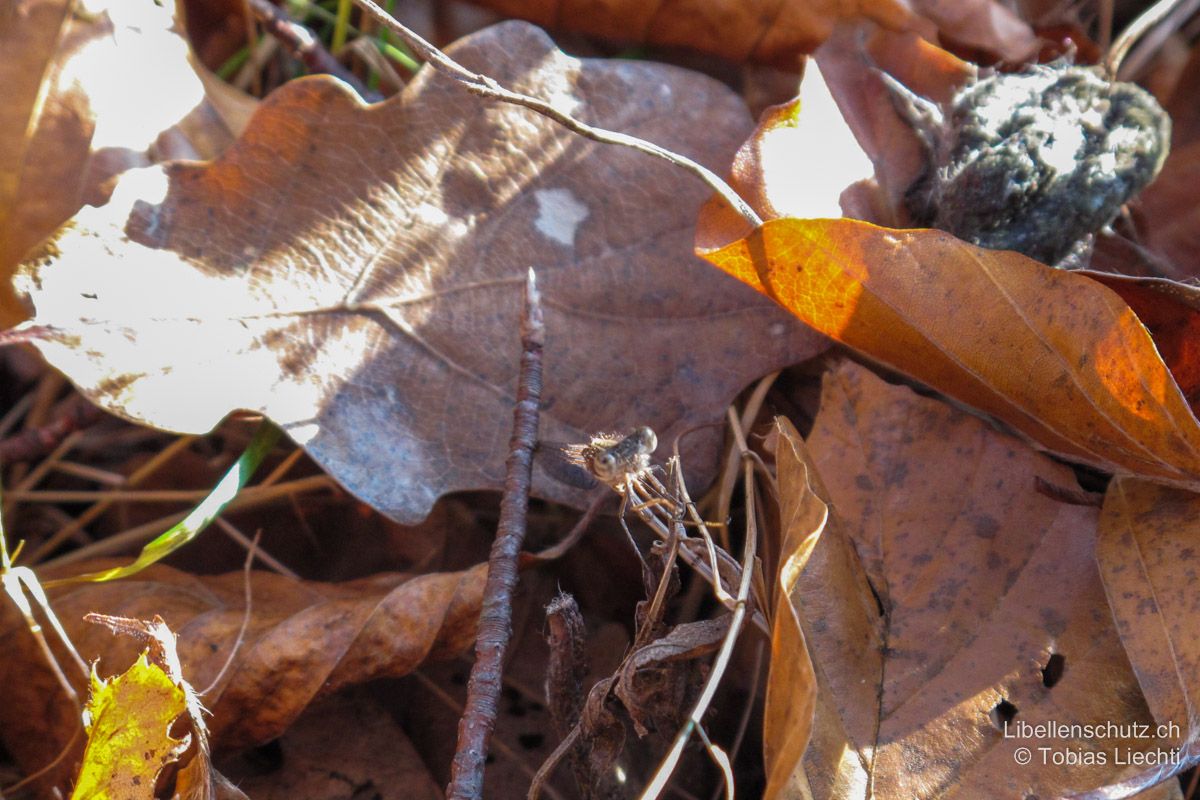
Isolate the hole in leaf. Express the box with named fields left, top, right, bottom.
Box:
left=989, top=699, right=1018, bottom=730
left=1042, top=653, right=1065, bottom=688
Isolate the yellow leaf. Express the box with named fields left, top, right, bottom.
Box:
left=70, top=652, right=188, bottom=800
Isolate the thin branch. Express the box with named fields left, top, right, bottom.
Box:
left=447, top=270, right=545, bottom=799
left=0, top=395, right=102, bottom=466
left=350, top=0, right=762, bottom=229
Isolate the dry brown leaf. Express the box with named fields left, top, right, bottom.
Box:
left=1139, top=140, right=1200, bottom=279
left=1115, top=40, right=1200, bottom=281
left=216, top=688, right=442, bottom=799
left=613, top=615, right=728, bottom=738
left=1092, top=477, right=1200, bottom=794
left=0, top=559, right=485, bottom=788
left=459, top=0, right=914, bottom=66
left=0, top=0, right=243, bottom=328
left=909, top=0, right=1036, bottom=61
left=17, top=21, right=826, bottom=525
left=784, top=359, right=1175, bottom=798
left=811, top=26, right=975, bottom=222
left=699, top=216, right=1200, bottom=494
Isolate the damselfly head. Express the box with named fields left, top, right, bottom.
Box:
left=563, top=427, right=657, bottom=490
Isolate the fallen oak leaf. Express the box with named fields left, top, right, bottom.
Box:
left=699, top=217, right=1200, bottom=491
left=14, top=20, right=826, bottom=525
left=0, top=0, right=245, bottom=328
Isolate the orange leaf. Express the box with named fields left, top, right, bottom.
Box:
left=700, top=217, right=1200, bottom=487
left=460, top=0, right=914, bottom=66
left=1081, top=272, right=1200, bottom=413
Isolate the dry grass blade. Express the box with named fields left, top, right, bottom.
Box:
left=639, top=414, right=762, bottom=799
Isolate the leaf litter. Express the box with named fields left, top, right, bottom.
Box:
left=778, top=360, right=1178, bottom=799
left=2, top=1, right=1200, bottom=798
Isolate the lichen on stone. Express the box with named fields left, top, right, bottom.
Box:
left=903, top=64, right=1171, bottom=267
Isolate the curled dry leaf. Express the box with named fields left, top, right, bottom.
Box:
left=699, top=216, right=1200, bottom=493
left=694, top=57, right=876, bottom=250
left=16, top=20, right=826, bottom=525
left=612, top=615, right=728, bottom=738
left=789, top=360, right=1172, bottom=798
left=456, top=0, right=914, bottom=66
left=0, top=559, right=486, bottom=785
left=811, top=25, right=975, bottom=221
left=695, top=24, right=976, bottom=249
left=761, top=417, right=833, bottom=797
left=0, top=0, right=243, bottom=328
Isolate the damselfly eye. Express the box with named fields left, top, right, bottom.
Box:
left=593, top=451, right=618, bottom=480
left=632, top=426, right=657, bottom=453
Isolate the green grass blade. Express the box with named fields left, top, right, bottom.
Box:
left=57, top=423, right=282, bottom=584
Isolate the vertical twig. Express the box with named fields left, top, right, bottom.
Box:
left=447, top=269, right=545, bottom=799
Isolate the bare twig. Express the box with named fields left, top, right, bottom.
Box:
left=447, top=270, right=545, bottom=800
left=414, top=670, right=567, bottom=800
left=0, top=395, right=102, bottom=466
left=350, top=0, right=762, bottom=229
left=246, top=0, right=383, bottom=101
